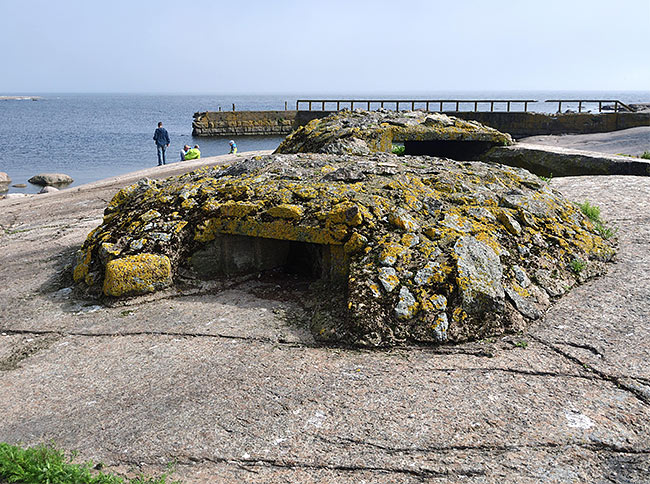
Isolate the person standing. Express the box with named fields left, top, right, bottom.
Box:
left=229, top=139, right=237, bottom=154
left=153, top=122, right=170, bottom=166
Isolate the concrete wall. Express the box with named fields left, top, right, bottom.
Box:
left=192, top=110, right=331, bottom=136
left=453, top=112, right=650, bottom=138
left=192, top=110, right=650, bottom=138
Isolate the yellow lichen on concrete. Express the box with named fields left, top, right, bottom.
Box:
left=326, top=202, right=363, bottom=226
left=102, top=253, right=172, bottom=297
left=73, top=247, right=92, bottom=283
left=344, top=232, right=367, bottom=254
left=219, top=200, right=261, bottom=218
left=267, top=204, right=304, bottom=219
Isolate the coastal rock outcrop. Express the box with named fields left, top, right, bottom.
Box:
left=483, top=143, right=650, bottom=177
left=0, top=172, right=10, bottom=193
left=73, top=151, right=615, bottom=346
left=275, top=109, right=512, bottom=157
left=28, top=173, right=74, bottom=186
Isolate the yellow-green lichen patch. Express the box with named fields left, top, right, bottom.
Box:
left=102, top=253, right=172, bottom=297
left=267, top=204, right=304, bottom=219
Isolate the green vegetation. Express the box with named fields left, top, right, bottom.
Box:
left=391, top=144, right=405, bottom=155
left=569, top=258, right=586, bottom=274
left=578, top=200, right=600, bottom=222
left=538, top=173, right=553, bottom=183
left=514, top=340, right=528, bottom=349
left=0, top=443, right=179, bottom=484
left=578, top=200, right=618, bottom=240
left=615, top=151, right=650, bottom=159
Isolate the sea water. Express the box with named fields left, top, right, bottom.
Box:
left=1, top=92, right=648, bottom=194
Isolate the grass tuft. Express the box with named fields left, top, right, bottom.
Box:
left=391, top=144, right=405, bottom=156
left=569, top=258, right=586, bottom=274
left=577, top=200, right=601, bottom=223
left=577, top=200, right=618, bottom=240
left=0, top=442, right=179, bottom=484
left=641, top=151, right=650, bottom=160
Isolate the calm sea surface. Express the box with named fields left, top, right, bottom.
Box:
left=1, top=92, right=649, bottom=194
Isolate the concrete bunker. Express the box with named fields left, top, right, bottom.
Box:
left=189, top=234, right=349, bottom=283
left=74, top=127, right=615, bottom=346
left=403, top=140, right=498, bottom=160
left=275, top=109, right=514, bottom=158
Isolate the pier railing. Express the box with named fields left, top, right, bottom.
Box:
left=545, top=99, right=634, bottom=113
left=296, top=99, right=537, bottom=112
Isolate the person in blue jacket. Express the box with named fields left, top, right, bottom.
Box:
left=229, top=140, right=237, bottom=154
left=153, top=122, right=170, bottom=166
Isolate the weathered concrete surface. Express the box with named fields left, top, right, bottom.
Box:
left=1, top=157, right=649, bottom=482
left=484, top=143, right=650, bottom=177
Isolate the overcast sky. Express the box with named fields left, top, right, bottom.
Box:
left=1, top=0, right=649, bottom=94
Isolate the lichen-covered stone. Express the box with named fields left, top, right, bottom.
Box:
left=378, top=267, right=399, bottom=293
left=267, top=204, right=303, bottom=219
left=102, top=253, right=172, bottom=297
left=75, top=146, right=615, bottom=346
left=275, top=109, right=513, bottom=155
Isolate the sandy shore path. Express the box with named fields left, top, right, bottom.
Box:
left=0, top=152, right=649, bottom=483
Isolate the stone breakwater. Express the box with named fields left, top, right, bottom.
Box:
left=73, top=151, right=615, bottom=346
left=192, top=110, right=328, bottom=136
left=192, top=109, right=650, bottom=138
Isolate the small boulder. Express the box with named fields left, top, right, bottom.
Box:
left=12, top=184, right=27, bottom=188
left=28, top=173, right=74, bottom=186
left=0, top=172, right=10, bottom=184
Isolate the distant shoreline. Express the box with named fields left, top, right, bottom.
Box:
left=0, top=95, right=41, bottom=101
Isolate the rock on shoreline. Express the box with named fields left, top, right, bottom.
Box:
left=0, top=172, right=10, bottom=193
left=28, top=173, right=74, bottom=186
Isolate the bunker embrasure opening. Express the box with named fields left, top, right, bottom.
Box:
left=190, top=234, right=348, bottom=282
left=403, top=140, right=497, bottom=160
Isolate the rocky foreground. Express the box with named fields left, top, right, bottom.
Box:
left=0, top=151, right=649, bottom=483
